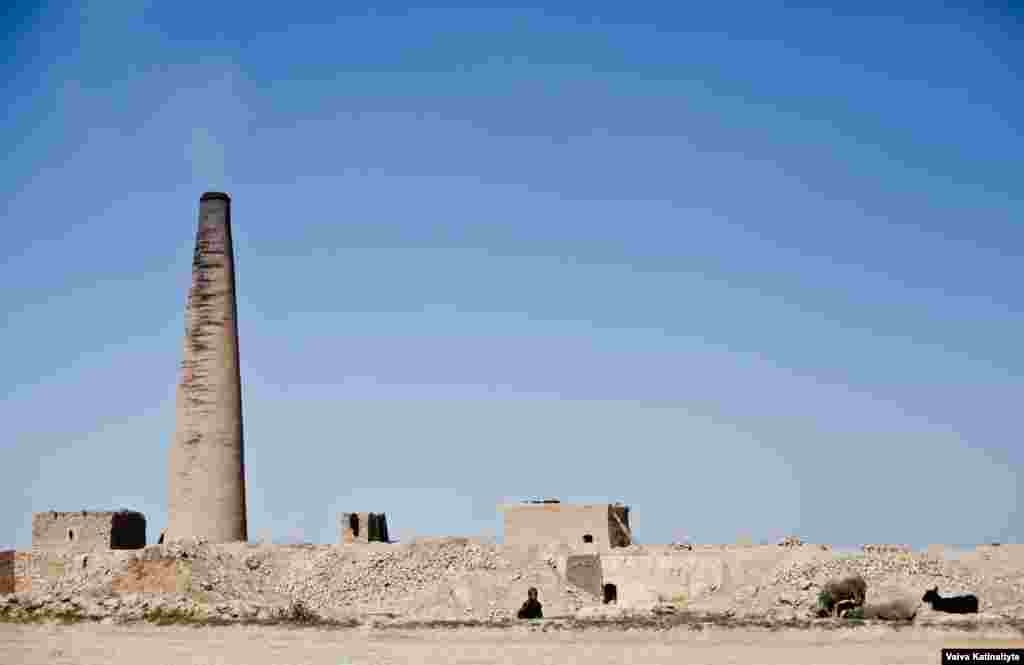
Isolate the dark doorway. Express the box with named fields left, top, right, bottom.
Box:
left=349, top=514, right=360, bottom=538
left=582, top=534, right=594, bottom=544
left=603, top=583, right=618, bottom=604
left=67, top=529, right=74, bottom=542
left=109, top=511, right=146, bottom=549
left=368, top=513, right=388, bottom=542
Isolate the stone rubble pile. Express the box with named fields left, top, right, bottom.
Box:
left=750, top=550, right=1024, bottom=620
left=275, top=539, right=501, bottom=613
left=272, top=538, right=592, bottom=621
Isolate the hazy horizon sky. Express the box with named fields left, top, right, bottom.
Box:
left=2, top=1, right=1021, bottom=550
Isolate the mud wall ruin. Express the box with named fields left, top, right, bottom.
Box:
left=0, top=547, right=182, bottom=597
left=110, top=558, right=191, bottom=594
left=502, top=503, right=631, bottom=551
left=599, top=545, right=821, bottom=607
left=0, top=551, right=9, bottom=593
left=1, top=551, right=33, bottom=593
left=31, top=511, right=146, bottom=553
left=565, top=554, right=603, bottom=597
left=0, top=551, right=17, bottom=593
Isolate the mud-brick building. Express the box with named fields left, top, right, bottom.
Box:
left=501, top=501, right=632, bottom=550
left=31, top=510, right=147, bottom=553
left=339, top=512, right=389, bottom=544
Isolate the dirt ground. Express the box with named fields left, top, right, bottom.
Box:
left=4, top=623, right=1023, bottom=665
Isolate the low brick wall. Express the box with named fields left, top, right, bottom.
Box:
left=600, top=546, right=810, bottom=607
left=0, top=551, right=36, bottom=593
left=3, top=548, right=149, bottom=596
left=0, top=545, right=215, bottom=597
left=111, top=559, right=191, bottom=594
left=0, top=551, right=12, bottom=593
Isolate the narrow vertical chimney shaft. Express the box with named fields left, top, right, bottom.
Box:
left=165, top=192, right=247, bottom=543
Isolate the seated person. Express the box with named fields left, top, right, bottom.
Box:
left=517, top=586, right=543, bottom=619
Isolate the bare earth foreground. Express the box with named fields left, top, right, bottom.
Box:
left=4, top=623, right=1024, bottom=665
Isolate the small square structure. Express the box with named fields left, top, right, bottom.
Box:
left=501, top=501, right=631, bottom=550
left=339, top=512, right=389, bottom=544
left=32, top=510, right=146, bottom=553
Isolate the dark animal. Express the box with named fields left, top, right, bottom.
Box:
left=819, top=574, right=867, bottom=617
left=517, top=587, right=543, bottom=619
left=922, top=587, right=978, bottom=614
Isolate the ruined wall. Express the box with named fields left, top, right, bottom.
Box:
left=31, top=511, right=146, bottom=553
left=502, top=503, right=631, bottom=551
left=339, top=513, right=389, bottom=544
left=4, top=547, right=191, bottom=596
left=17, top=551, right=88, bottom=593
left=599, top=546, right=817, bottom=608
left=565, top=554, right=603, bottom=597
left=2, top=551, right=34, bottom=593
left=4, top=550, right=93, bottom=595
left=0, top=551, right=13, bottom=593
left=110, top=559, right=191, bottom=594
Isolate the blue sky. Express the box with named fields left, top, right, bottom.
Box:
left=2, top=1, right=1021, bottom=550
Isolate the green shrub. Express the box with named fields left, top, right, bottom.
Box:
left=816, top=590, right=834, bottom=615
left=143, top=606, right=200, bottom=625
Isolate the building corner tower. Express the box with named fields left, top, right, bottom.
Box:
left=165, top=192, right=247, bottom=543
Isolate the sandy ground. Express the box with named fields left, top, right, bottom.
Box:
left=4, top=623, right=1023, bottom=665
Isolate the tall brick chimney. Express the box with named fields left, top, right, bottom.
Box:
left=165, top=192, right=247, bottom=543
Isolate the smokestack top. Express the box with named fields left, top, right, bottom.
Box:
left=200, top=191, right=231, bottom=202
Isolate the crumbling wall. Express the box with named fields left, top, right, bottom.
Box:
left=599, top=546, right=825, bottom=608
left=565, top=554, right=603, bottom=597
left=12, top=552, right=31, bottom=593
left=0, top=551, right=12, bottom=593
left=600, top=551, right=727, bottom=607
left=607, top=504, right=631, bottom=548
left=6, top=547, right=181, bottom=596
left=31, top=510, right=146, bottom=552
left=16, top=550, right=90, bottom=594
left=502, top=503, right=630, bottom=550
left=339, top=512, right=389, bottom=544
left=110, top=559, right=190, bottom=594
